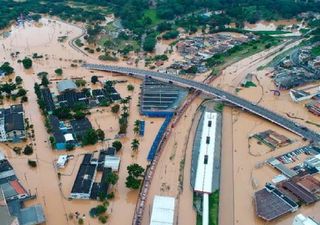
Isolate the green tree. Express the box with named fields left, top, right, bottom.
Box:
left=111, top=104, right=120, bottom=114
left=94, top=204, right=107, bottom=215
left=91, top=75, right=99, bottom=84
left=55, top=68, right=63, bottom=76
left=143, top=34, right=157, bottom=52
left=131, top=138, right=140, bottom=151
left=125, top=175, right=141, bottom=189
left=22, top=57, right=32, bottom=69
left=74, top=110, right=85, bottom=120
left=127, top=163, right=144, bottom=177
left=106, top=172, right=119, bottom=185
left=112, top=140, right=122, bottom=151
left=28, top=159, right=37, bottom=167
left=96, top=129, right=105, bottom=141
left=15, top=76, right=23, bottom=84
left=17, top=88, right=27, bottom=97
left=41, top=75, right=49, bottom=87
left=23, top=145, right=33, bottom=155
left=0, top=62, right=14, bottom=75
left=98, top=215, right=108, bottom=224
left=127, top=84, right=134, bottom=91
left=1, top=83, right=16, bottom=94
left=82, top=129, right=98, bottom=145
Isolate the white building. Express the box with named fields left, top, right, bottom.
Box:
left=304, top=154, right=320, bottom=172
left=194, top=111, right=219, bottom=193
left=293, top=214, right=319, bottom=225
left=150, top=195, right=175, bottom=225
left=56, top=155, right=68, bottom=168
left=104, top=156, right=120, bottom=172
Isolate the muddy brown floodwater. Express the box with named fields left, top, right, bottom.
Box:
left=213, top=31, right=320, bottom=224
left=0, top=18, right=165, bottom=225
left=1, top=16, right=318, bottom=225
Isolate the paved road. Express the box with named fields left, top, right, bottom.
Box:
left=83, top=63, right=320, bottom=142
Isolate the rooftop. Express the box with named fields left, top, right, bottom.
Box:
left=70, top=154, right=97, bottom=196
left=194, top=112, right=219, bottom=193
left=254, top=184, right=298, bottom=221
left=150, top=195, right=175, bottom=225
left=57, top=80, right=77, bottom=93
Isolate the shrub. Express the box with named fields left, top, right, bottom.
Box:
left=112, top=140, right=122, bottom=151
left=22, top=57, right=32, bottom=69
left=15, top=76, right=23, bottom=84
left=28, top=160, right=37, bottom=167
left=55, top=68, right=63, bottom=76
left=23, top=145, right=33, bottom=155
left=127, top=84, right=134, bottom=91
left=111, top=104, right=120, bottom=113
left=98, top=215, right=108, bottom=224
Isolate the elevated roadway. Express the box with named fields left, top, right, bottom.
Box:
left=83, top=63, right=320, bottom=142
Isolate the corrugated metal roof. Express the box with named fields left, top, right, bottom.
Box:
left=57, top=80, right=77, bottom=92
left=150, top=195, right=175, bottom=225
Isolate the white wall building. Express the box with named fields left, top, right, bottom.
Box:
left=150, top=195, right=175, bottom=225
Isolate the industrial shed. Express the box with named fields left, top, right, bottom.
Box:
left=150, top=195, right=175, bottom=225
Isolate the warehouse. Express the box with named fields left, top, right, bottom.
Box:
left=150, top=195, right=175, bottom=225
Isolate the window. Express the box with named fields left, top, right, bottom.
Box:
left=208, top=120, right=212, bottom=127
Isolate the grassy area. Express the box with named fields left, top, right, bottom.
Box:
left=249, top=30, right=291, bottom=35
left=209, top=191, right=220, bottom=225
left=196, top=213, right=202, bottom=225
left=311, top=45, right=320, bottom=57
left=144, top=9, right=162, bottom=26
left=98, top=35, right=140, bottom=51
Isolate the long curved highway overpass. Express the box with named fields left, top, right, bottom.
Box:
left=83, top=63, right=320, bottom=142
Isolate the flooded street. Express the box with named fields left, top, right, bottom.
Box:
left=1, top=15, right=319, bottom=225
left=0, top=18, right=164, bottom=225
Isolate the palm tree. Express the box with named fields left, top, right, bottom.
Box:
left=133, top=120, right=140, bottom=134
left=133, top=126, right=139, bottom=134
left=122, top=105, right=129, bottom=113
left=131, top=138, right=140, bottom=151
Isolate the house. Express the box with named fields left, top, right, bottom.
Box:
left=57, top=80, right=77, bottom=93
left=70, top=154, right=97, bottom=199
left=0, top=105, right=26, bottom=142
left=48, top=115, right=66, bottom=150
left=0, top=155, right=46, bottom=225
left=56, top=155, right=69, bottom=168
left=0, top=191, right=20, bottom=225
left=57, top=90, right=88, bottom=108
left=40, top=88, right=55, bottom=113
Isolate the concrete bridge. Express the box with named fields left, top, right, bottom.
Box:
left=83, top=63, right=320, bottom=142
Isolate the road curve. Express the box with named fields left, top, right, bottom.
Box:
left=83, top=63, right=320, bottom=142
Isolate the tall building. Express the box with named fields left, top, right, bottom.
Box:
left=293, top=214, right=320, bottom=225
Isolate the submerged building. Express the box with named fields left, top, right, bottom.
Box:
left=140, top=77, right=187, bottom=116
left=150, top=195, right=175, bottom=225
left=0, top=153, right=45, bottom=225
left=0, top=105, right=25, bottom=142
left=190, top=110, right=222, bottom=225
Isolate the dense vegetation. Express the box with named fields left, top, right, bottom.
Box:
left=1, top=0, right=320, bottom=31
